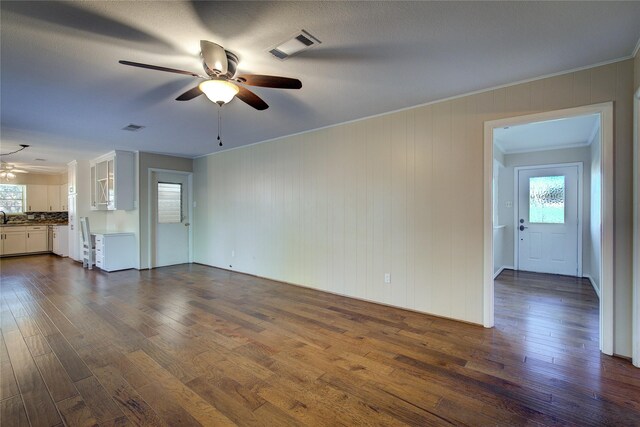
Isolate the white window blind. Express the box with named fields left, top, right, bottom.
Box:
left=157, top=182, right=182, bottom=223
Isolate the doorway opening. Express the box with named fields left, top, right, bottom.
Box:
left=484, top=103, right=614, bottom=356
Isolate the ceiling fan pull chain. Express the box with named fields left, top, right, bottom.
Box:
left=217, top=106, right=223, bottom=147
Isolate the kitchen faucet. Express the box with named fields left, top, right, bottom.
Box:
left=0, top=211, right=7, bottom=224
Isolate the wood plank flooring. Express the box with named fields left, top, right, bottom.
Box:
left=1, top=255, right=639, bottom=426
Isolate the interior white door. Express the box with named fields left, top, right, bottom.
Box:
left=517, top=165, right=579, bottom=276
left=154, top=172, right=190, bottom=267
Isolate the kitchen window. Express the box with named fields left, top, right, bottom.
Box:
left=0, top=184, right=25, bottom=213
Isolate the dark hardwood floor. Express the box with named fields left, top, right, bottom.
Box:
left=1, top=256, right=639, bottom=426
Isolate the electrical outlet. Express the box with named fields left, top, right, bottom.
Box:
left=231, top=250, right=235, bottom=258
left=384, top=273, right=391, bottom=284
left=505, top=201, right=513, bottom=208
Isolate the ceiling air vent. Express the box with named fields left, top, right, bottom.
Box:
left=269, top=30, right=321, bottom=60
left=122, top=123, right=145, bottom=132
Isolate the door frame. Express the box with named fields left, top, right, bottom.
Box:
left=148, top=168, right=194, bottom=269
left=633, top=87, right=640, bottom=367
left=513, top=162, right=583, bottom=277
left=483, top=102, right=614, bottom=356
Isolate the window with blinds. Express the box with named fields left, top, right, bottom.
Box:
left=157, top=182, right=182, bottom=223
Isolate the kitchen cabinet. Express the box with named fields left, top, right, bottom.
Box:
left=90, top=150, right=134, bottom=211
left=59, top=184, right=68, bottom=211
left=93, top=232, right=135, bottom=271
left=26, top=226, right=48, bottom=253
left=68, top=194, right=78, bottom=261
left=68, top=161, right=77, bottom=195
left=47, top=186, right=61, bottom=211
left=26, top=185, right=48, bottom=212
left=25, top=184, right=67, bottom=212
left=52, top=225, right=68, bottom=257
left=1, top=227, right=27, bottom=255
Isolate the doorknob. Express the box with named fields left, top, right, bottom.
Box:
left=184, top=223, right=190, bottom=226
left=519, top=225, right=528, bottom=231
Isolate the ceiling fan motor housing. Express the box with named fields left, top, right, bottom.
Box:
left=203, top=51, right=239, bottom=79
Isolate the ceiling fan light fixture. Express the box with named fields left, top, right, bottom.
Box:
left=0, top=171, right=16, bottom=181
left=199, top=80, right=239, bottom=105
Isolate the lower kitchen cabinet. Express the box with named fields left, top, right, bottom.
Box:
left=2, top=227, right=27, bottom=255
left=26, top=226, right=48, bottom=253
left=93, top=232, right=135, bottom=271
left=52, top=225, right=68, bottom=257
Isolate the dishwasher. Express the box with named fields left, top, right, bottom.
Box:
left=47, top=225, right=54, bottom=252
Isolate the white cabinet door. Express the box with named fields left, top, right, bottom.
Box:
left=68, top=161, right=77, bottom=195
left=26, top=229, right=47, bottom=252
left=4, top=230, right=26, bottom=255
left=68, top=194, right=78, bottom=260
left=90, top=151, right=135, bottom=211
left=52, top=225, right=68, bottom=257
left=26, top=185, right=48, bottom=212
left=48, top=185, right=61, bottom=211
left=59, top=184, right=68, bottom=211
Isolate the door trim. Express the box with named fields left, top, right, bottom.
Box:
left=513, top=162, right=583, bottom=277
left=148, top=168, right=193, bottom=269
left=633, top=87, right=640, bottom=367
left=483, top=102, right=614, bottom=356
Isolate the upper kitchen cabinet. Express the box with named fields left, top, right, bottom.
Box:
left=25, top=184, right=68, bottom=212
left=25, top=184, right=48, bottom=212
left=90, top=150, right=135, bottom=211
left=47, top=185, right=61, bottom=211
left=59, top=184, right=68, bottom=211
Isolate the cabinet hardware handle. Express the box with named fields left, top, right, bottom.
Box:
left=27, top=233, right=29, bottom=238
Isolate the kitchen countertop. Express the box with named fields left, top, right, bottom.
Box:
left=1, top=222, right=69, bottom=227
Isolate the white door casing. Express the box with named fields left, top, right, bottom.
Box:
left=152, top=171, right=192, bottom=267
left=483, top=102, right=614, bottom=356
left=516, top=164, right=581, bottom=276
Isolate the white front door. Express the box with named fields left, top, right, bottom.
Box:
left=517, top=165, right=580, bottom=276
left=154, top=172, right=191, bottom=267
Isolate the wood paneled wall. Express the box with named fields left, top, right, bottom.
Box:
left=194, top=59, right=635, bottom=356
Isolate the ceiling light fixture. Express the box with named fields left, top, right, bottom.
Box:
left=0, top=171, right=16, bottom=181
left=198, top=80, right=239, bottom=105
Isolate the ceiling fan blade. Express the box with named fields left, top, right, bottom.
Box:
left=11, top=169, right=28, bottom=173
left=175, top=86, right=203, bottom=101
left=119, top=60, right=203, bottom=78
left=235, top=86, right=268, bottom=110
left=200, top=40, right=228, bottom=76
left=236, top=74, right=302, bottom=89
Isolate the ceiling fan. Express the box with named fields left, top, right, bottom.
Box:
left=119, top=40, right=302, bottom=110
left=0, top=162, right=28, bottom=181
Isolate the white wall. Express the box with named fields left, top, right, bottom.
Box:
left=193, top=59, right=635, bottom=356
left=496, top=146, right=593, bottom=273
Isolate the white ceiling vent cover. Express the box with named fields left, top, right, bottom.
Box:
left=269, top=30, right=321, bottom=60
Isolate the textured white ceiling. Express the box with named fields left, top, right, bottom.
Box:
left=1, top=1, right=639, bottom=172
left=494, top=114, right=600, bottom=154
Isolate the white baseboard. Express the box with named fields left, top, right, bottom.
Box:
left=584, top=274, right=601, bottom=298
left=493, top=266, right=515, bottom=279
